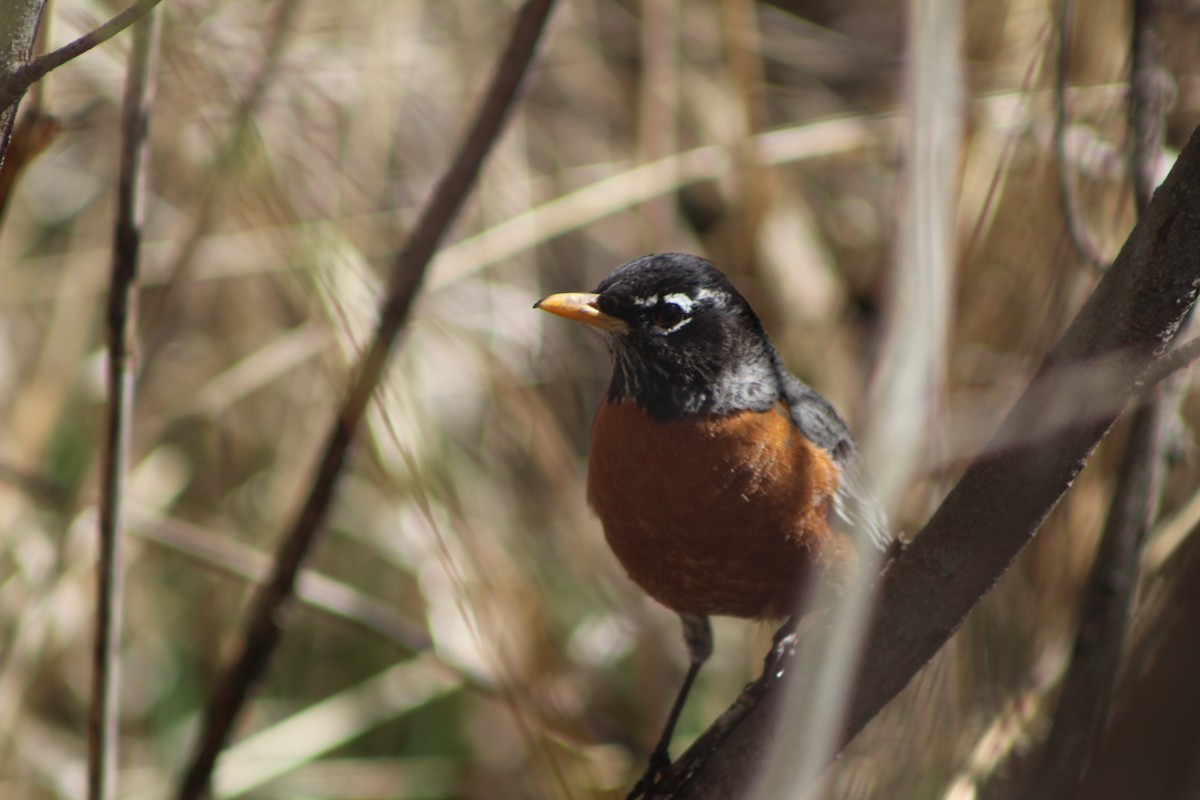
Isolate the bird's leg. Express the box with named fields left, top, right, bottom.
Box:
left=630, top=613, right=712, bottom=797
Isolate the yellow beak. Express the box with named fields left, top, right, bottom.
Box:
left=533, top=292, right=628, bottom=333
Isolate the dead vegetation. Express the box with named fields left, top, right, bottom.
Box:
left=3, top=1, right=1200, bottom=798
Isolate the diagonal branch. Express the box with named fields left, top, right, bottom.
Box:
left=174, top=2, right=558, bottom=798
left=648, top=123, right=1200, bottom=799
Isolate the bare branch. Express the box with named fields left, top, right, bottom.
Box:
left=0, top=0, right=164, bottom=115
left=89, top=11, right=159, bottom=800
left=0, top=0, right=48, bottom=170
left=174, top=2, right=558, bottom=798
left=1142, top=334, right=1200, bottom=389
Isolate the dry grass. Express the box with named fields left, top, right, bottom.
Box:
left=3, top=1, right=1200, bottom=798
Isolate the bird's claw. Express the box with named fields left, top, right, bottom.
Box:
left=765, top=625, right=799, bottom=682
left=627, top=749, right=672, bottom=799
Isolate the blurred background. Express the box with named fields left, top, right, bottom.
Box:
left=4, top=0, right=1200, bottom=798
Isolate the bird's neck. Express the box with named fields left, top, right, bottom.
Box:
left=606, top=342, right=783, bottom=422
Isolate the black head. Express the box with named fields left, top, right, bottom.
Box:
left=535, top=253, right=785, bottom=421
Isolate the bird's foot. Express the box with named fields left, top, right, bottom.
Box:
left=627, top=748, right=672, bottom=799
left=764, top=620, right=799, bottom=683
left=884, top=537, right=906, bottom=564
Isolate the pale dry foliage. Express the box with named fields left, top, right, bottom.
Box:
left=2, top=1, right=1200, bottom=799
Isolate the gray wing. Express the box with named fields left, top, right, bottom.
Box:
left=780, top=373, right=892, bottom=553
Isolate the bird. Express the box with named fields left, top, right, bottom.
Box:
left=534, top=253, right=890, bottom=793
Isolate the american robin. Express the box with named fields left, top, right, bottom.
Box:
left=535, top=253, right=889, bottom=791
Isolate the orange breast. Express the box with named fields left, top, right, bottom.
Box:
left=586, top=398, right=852, bottom=620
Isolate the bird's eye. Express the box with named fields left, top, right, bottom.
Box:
left=650, top=303, right=686, bottom=330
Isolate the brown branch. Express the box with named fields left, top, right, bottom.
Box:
left=0, top=0, right=49, bottom=172
left=645, top=123, right=1200, bottom=799
left=89, top=11, right=159, bottom=800
left=1026, top=5, right=1171, bottom=796
left=0, top=0, right=165, bottom=115
left=173, top=2, right=558, bottom=798
left=1054, top=0, right=1108, bottom=271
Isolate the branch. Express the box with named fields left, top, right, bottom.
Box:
left=0, top=0, right=165, bottom=115
left=89, top=11, right=159, bottom=800
left=648, top=123, right=1200, bottom=799
left=0, top=0, right=48, bottom=171
left=1141, top=333, right=1200, bottom=389
left=174, top=2, right=558, bottom=798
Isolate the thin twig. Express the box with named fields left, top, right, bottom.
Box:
left=1141, top=334, right=1200, bottom=390
left=1054, top=0, right=1108, bottom=270
left=174, top=2, right=557, bottom=798
left=1028, top=6, right=1171, bottom=795
left=89, top=11, right=159, bottom=800
left=0, top=0, right=165, bottom=115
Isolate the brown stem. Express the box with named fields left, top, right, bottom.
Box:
left=89, top=11, right=160, bottom=800
left=0, top=0, right=49, bottom=171
left=173, top=2, right=558, bottom=798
